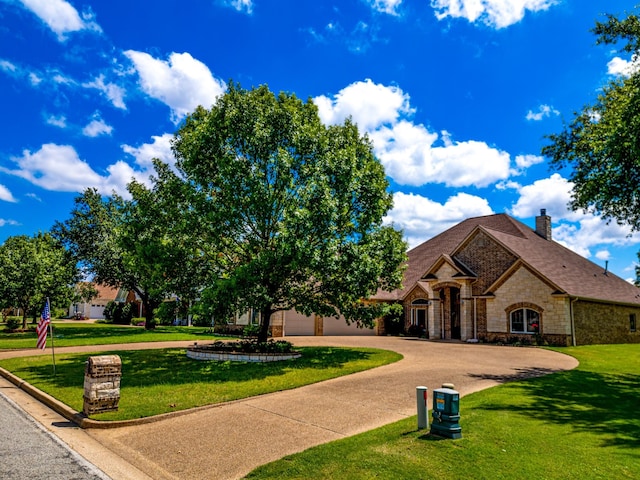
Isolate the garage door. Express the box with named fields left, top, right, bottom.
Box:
left=283, top=310, right=315, bottom=336
left=323, top=315, right=376, bottom=336
left=90, top=305, right=105, bottom=319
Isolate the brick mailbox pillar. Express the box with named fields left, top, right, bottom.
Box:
left=83, top=355, right=122, bottom=416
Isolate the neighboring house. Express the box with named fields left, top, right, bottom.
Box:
left=372, top=210, right=640, bottom=346
left=232, top=308, right=377, bottom=337
left=69, top=284, right=141, bottom=320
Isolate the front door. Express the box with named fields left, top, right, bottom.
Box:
left=450, top=287, right=461, bottom=339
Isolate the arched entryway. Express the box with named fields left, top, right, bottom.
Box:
left=437, top=284, right=461, bottom=340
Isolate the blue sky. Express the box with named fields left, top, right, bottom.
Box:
left=1, top=0, right=639, bottom=281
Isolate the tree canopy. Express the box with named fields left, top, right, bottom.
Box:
left=543, top=11, right=640, bottom=228
left=0, top=233, right=79, bottom=329
left=53, top=188, right=191, bottom=329
left=161, top=82, right=407, bottom=342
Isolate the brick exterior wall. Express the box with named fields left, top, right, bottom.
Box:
left=456, top=230, right=518, bottom=296
left=396, top=228, right=640, bottom=345
left=573, top=300, right=640, bottom=345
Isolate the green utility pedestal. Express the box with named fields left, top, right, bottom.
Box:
left=430, top=387, right=462, bottom=439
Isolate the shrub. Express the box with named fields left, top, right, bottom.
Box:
left=154, top=301, right=177, bottom=326
left=5, top=317, right=20, bottom=331
left=406, top=324, right=425, bottom=338
left=204, top=339, right=294, bottom=354
left=243, top=323, right=260, bottom=338
left=104, top=301, right=134, bottom=325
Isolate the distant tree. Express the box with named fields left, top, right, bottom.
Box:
left=0, top=233, right=79, bottom=329
left=54, top=188, right=177, bottom=329
left=542, top=10, right=640, bottom=283
left=160, top=82, right=407, bottom=343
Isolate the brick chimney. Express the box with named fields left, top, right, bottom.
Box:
left=535, top=209, right=552, bottom=240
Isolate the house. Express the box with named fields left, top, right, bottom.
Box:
left=372, top=210, right=640, bottom=346
left=69, top=283, right=141, bottom=320
left=230, top=308, right=378, bottom=337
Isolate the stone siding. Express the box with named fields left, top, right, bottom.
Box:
left=485, top=266, right=570, bottom=343
left=574, top=300, right=640, bottom=345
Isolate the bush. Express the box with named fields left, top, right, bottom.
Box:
left=213, top=323, right=244, bottom=336
left=104, top=301, right=134, bottom=325
left=406, top=324, right=425, bottom=338
left=242, top=323, right=261, bottom=338
left=5, top=317, right=20, bottom=331
left=154, top=301, right=177, bottom=326
left=204, top=339, right=294, bottom=354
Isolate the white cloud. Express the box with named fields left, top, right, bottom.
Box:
left=315, top=79, right=513, bottom=188
left=0, top=59, right=17, bottom=73
left=553, top=215, right=640, bottom=259
left=224, top=0, right=253, bottom=14
left=122, top=133, right=176, bottom=171
left=607, top=56, right=640, bottom=77
left=45, top=114, right=67, bottom=128
left=384, top=191, right=494, bottom=248
left=315, top=79, right=413, bottom=131
left=509, top=173, right=640, bottom=258
left=83, top=74, right=126, bottom=110
left=431, top=0, right=557, bottom=29
left=509, top=173, right=577, bottom=221
left=0, top=184, right=17, bottom=203
left=595, top=250, right=611, bottom=261
left=0, top=218, right=20, bottom=227
left=82, top=115, right=113, bottom=137
left=526, top=104, right=559, bottom=121
left=124, top=50, right=226, bottom=122
left=514, top=154, right=544, bottom=169
left=28, top=72, right=42, bottom=86
left=1, top=144, right=134, bottom=196
left=372, top=122, right=511, bottom=187
left=366, top=0, right=403, bottom=15
left=19, top=0, right=101, bottom=40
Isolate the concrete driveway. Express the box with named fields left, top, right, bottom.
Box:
left=0, top=336, right=577, bottom=480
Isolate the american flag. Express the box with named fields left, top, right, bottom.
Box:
left=36, top=298, right=50, bottom=350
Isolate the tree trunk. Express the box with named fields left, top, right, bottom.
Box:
left=258, top=306, right=273, bottom=343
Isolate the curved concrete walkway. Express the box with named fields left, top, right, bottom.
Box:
left=0, top=337, right=578, bottom=480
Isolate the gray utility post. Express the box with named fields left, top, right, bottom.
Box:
left=416, top=386, right=429, bottom=429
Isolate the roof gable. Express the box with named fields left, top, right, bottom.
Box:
left=373, top=213, right=640, bottom=305
left=421, top=254, right=477, bottom=280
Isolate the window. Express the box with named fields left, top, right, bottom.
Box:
left=510, top=308, right=540, bottom=334
left=631, top=314, right=637, bottom=333
left=411, top=299, right=429, bottom=328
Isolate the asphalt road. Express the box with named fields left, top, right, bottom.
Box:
left=0, top=391, right=109, bottom=480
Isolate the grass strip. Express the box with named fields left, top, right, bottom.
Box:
left=0, top=346, right=401, bottom=421
left=246, top=344, right=640, bottom=480
left=0, top=323, right=219, bottom=349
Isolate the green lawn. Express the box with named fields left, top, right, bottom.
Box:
left=0, top=322, right=219, bottom=349
left=246, top=344, right=640, bottom=480
left=0, top=346, right=401, bottom=421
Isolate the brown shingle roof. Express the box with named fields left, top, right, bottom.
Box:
left=375, top=213, right=640, bottom=305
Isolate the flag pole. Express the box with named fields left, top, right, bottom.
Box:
left=47, top=297, right=55, bottom=375
left=49, top=322, right=56, bottom=376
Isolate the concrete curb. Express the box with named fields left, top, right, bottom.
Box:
left=0, top=365, right=215, bottom=429
left=0, top=364, right=273, bottom=430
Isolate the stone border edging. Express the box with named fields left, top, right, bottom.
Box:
left=186, top=348, right=301, bottom=362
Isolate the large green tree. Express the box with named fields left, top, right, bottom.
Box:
left=54, top=188, right=190, bottom=329
left=543, top=11, right=640, bottom=226
left=162, top=82, right=407, bottom=342
left=542, top=10, right=640, bottom=282
left=0, top=233, right=79, bottom=329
